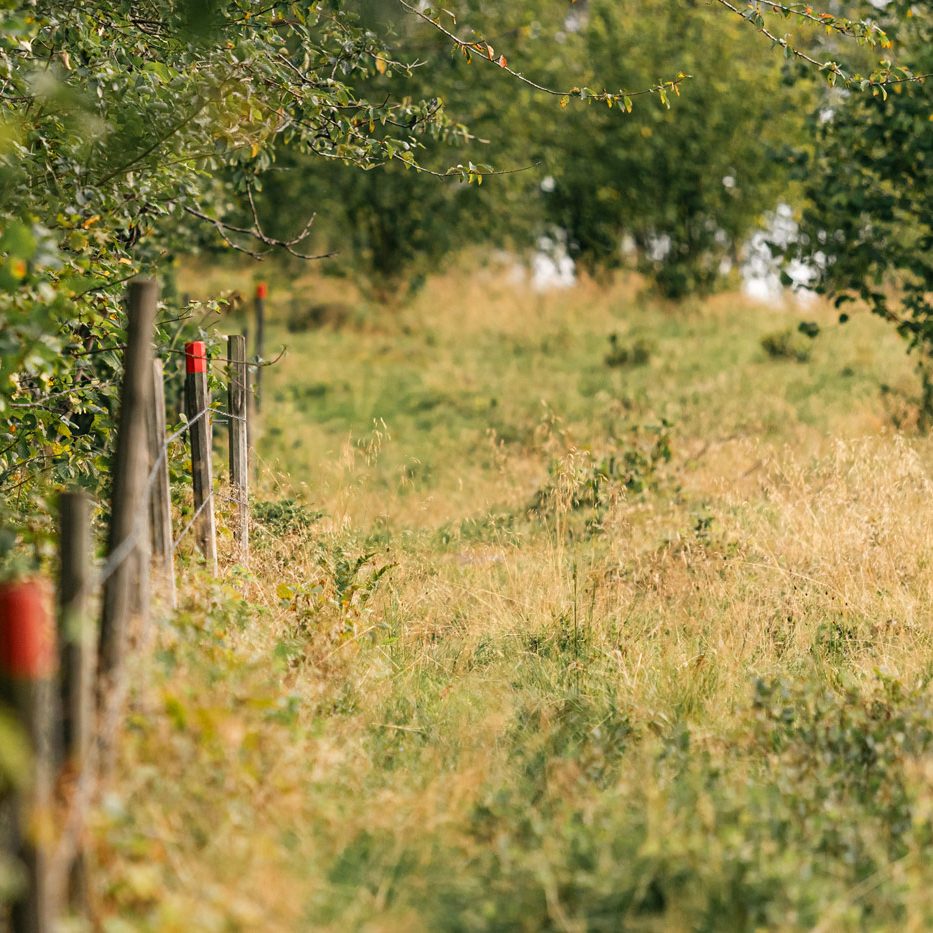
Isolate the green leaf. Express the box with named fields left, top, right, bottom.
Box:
left=0, top=221, right=36, bottom=260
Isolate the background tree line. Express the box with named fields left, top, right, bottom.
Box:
left=252, top=0, right=927, bottom=315
left=254, top=0, right=812, bottom=300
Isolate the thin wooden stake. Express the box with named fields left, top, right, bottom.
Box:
left=100, top=280, right=157, bottom=684
left=57, top=491, right=93, bottom=917
left=0, top=579, right=57, bottom=933
left=184, top=341, right=218, bottom=574
left=253, top=282, right=266, bottom=411
left=147, top=359, right=176, bottom=608
left=227, top=335, right=249, bottom=562
left=58, top=492, right=93, bottom=773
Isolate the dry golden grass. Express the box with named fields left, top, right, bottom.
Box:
left=91, top=262, right=933, bottom=931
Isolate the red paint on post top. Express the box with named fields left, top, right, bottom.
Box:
left=185, top=341, right=207, bottom=374
left=0, top=579, right=55, bottom=680
left=255, top=282, right=268, bottom=300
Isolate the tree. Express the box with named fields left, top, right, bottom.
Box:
left=538, top=0, right=810, bottom=297
left=787, top=0, right=932, bottom=410
left=254, top=0, right=915, bottom=301
left=0, top=0, right=470, bottom=539
left=251, top=1, right=555, bottom=300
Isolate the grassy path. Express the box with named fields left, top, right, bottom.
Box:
left=95, top=267, right=933, bottom=931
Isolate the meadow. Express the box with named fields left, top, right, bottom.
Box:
left=91, top=263, right=933, bottom=931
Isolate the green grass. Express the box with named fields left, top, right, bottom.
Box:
left=93, top=264, right=933, bottom=931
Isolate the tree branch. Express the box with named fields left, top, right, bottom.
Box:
left=183, top=202, right=334, bottom=261
left=396, top=0, right=688, bottom=105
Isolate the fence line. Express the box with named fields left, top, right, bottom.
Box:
left=0, top=278, right=260, bottom=931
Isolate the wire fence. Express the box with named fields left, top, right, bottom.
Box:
left=96, top=400, right=246, bottom=587
left=0, top=280, right=266, bottom=931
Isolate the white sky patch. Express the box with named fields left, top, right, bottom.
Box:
left=532, top=233, right=575, bottom=290
left=742, top=204, right=819, bottom=304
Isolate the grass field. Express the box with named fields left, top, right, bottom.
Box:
left=91, top=263, right=933, bottom=931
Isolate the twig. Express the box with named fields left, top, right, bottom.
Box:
left=183, top=204, right=333, bottom=261
left=397, top=0, right=687, bottom=103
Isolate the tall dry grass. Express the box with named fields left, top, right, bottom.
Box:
left=91, top=264, right=933, bottom=931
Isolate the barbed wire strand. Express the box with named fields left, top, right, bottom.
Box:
left=171, top=489, right=215, bottom=553
left=95, top=400, right=241, bottom=586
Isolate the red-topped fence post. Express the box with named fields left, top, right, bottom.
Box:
left=0, top=579, right=57, bottom=932
left=184, top=341, right=218, bottom=574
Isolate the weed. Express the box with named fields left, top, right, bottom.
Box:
left=604, top=333, right=654, bottom=368
left=530, top=420, right=674, bottom=529
left=252, top=497, right=323, bottom=536
left=761, top=328, right=813, bottom=362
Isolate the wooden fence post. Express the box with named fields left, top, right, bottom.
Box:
left=147, top=359, right=176, bottom=608
left=253, top=282, right=266, bottom=412
left=0, top=579, right=57, bottom=932
left=57, top=490, right=93, bottom=915
left=184, top=341, right=218, bottom=575
left=227, top=335, right=249, bottom=561
left=100, top=280, right=157, bottom=686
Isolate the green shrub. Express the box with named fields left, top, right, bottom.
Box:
left=604, top=334, right=654, bottom=368
left=252, top=498, right=323, bottom=536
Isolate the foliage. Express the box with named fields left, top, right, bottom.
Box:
left=530, top=420, right=674, bottom=531
left=251, top=1, right=554, bottom=300
left=259, top=155, right=487, bottom=302
left=254, top=0, right=922, bottom=301
left=0, top=0, right=476, bottom=551
left=276, top=537, right=394, bottom=652
left=539, top=0, right=811, bottom=297
left=252, top=497, right=323, bottom=537
left=788, top=0, right=933, bottom=407
left=604, top=334, right=653, bottom=368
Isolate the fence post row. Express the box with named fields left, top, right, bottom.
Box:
left=0, top=580, right=56, bottom=933
left=227, top=335, right=249, bottom=562
left=184, top=341, right=219, bottom=576
left=1, top=281, right=257, bottom=928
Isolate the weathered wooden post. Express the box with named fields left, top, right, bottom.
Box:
left=147, top=359, right=176, bottom=608
left=0, top=579, right=56, bottom=932
left=100, top=280, right=157, bottom=685
left=227, top=335, right=249, bottom=561
left=58, top=491, right=93, bottom=776
left=57, top=490, right=93, bottom=915
left=253, top=282, right=266, bottom=412
left=184, top=341, right=218, bottom=574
